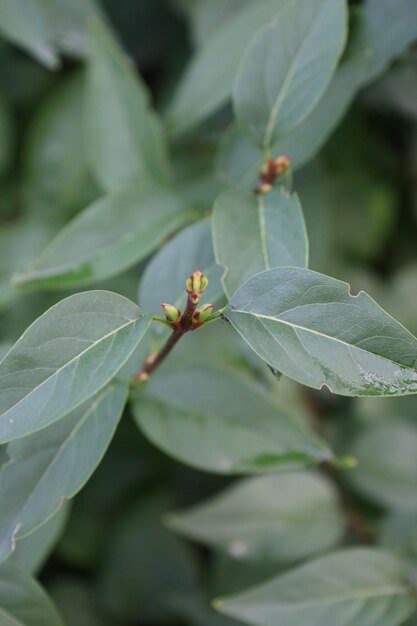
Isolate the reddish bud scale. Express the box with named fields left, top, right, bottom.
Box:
left=191, top=303, right=214, bottom=328
left=255, top=155, right=290, bottom=194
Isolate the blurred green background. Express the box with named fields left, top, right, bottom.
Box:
left=0, top=1, right=417, bottom=625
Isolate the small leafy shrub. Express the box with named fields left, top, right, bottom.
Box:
left=0, top=1, right=417, bottom=625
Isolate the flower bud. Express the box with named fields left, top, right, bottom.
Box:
left=192, top=303, right=214, bottom=327
left=271, top=155, right=290, bottom=177
left=161, top=303, right=181, bottom=324
left=186, top=270, right=208, bottom=304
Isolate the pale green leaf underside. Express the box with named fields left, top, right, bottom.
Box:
left=233, top=0, right=347, bottom=149
left=14, top=186, right=188, bottom=290
left=86, top=19, right=170, bottom=192
left=216, top=548, right=416, bottom=626
left=168, top=472, right=343, bottom=563
left=0, top=380, right=128, bottom=562
left=133, top=325, right=331, bottom=475
left=0, top=291, right=150, bottom=442
left=213, top=187, right=308, bottom=298
left=226, top=267, right=417, bottom=397
left=0, top=562, right=64, bottom=626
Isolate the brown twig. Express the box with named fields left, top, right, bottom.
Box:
left=135, top=295, right=198, bottom=382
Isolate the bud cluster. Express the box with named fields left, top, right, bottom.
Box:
left=255, top=155, right=290, bottom=194
left=161, top=270, right=214, bottom=330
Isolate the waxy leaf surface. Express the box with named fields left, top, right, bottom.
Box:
left=0, top=291, right=150, bottom=442
left=166, top=0, right=292, bottom=137
left=0, top=381, right=128, bottom=562
left=226, top=267, right=417, bottom=397
left=14, top=186, right=188, bottom=289
left=213, top=187, right=308, bottom=297
left=216, top=548, right=416, bottom=626
left=233, top=0, right=347, bottom=149
left=133, top=325, right=332, bottom=474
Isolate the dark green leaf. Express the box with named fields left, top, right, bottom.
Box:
left=22, top=72, right=97, bottom=221
left=133, top=325, right=332, bottom=474
left=86, top=18, right=170, bottom=192
left=96, top=497, right=198, bottom=623
left=215, top=548, right=416, bottom=626
left=0, top=380, right=128, bottom=562
left=139, top=218, right=223, bottom=312
left=226, top=267, right=417, bottom=396
left=166, top=1, right=294, bottom=137
left=213, top=187, right=308, bottom=298
left=233, top=0, right=347, bottom=149
left=167, top=472, right=343, bottom=562
left=14, top=186, right=188, bottom=289
left=0, top=291, right=150, bottom=442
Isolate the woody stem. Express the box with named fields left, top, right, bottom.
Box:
left=135, top=295, right=198, bottom=382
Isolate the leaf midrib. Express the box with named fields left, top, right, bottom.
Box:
left=0, top=314, right=140, bottom=424
left=13, top=384, right=118, bottom=539
left=228, top=308, right=417, bottom=374
left=262, top=0, right=328, bottom=149
left=235, top=584, right=409, bottom=610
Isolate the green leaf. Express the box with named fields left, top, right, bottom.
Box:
left=213, top=187, right=308, bottom=298
left=187, top=0, right=252, bottom=48
left=0, top=0, right=59, bottom=69
left=215, top=548, right=417, bottom=626
left=272, top=53, right=369, bottom=170
left=86, top=18, right=170, bottom=192
left=166, top=0, right=294, bottom=137
left=0, top=380, right=128, bottom=562
left=96, top=496, right=198, bottom=623
left=0, top=291, right=150, bottom=442
left=44, top=0, right=107, bottom=59
left=226, top=267, right=417, bottom=397
left=0, top=562, right=64, bottom=626
left=167, top=472, right=343, bottom=562
left=133, top=325, right=332, bottom=474
left=8, top=504, right=69, bottom=575
left=0, top=219, right=52, bottom=311
left=233, top=0, right=347, bottom=150
left=218, top=53, right=369, bottom=187
left=139, top=218, right=223, bottom=312
left=22, top=71, right=97, bottom=221
left=13, top=186, right=188, bottom=290
left=348, top=0, right=417, bottom=84
left=348, top=418, right=417, bottom=512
